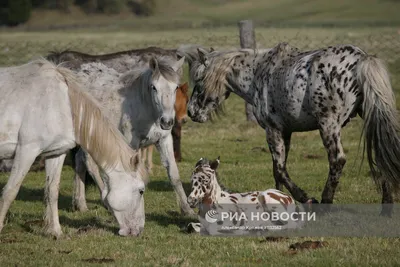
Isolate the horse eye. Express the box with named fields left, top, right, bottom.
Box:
left=151, top=85, right=157, bottom=91
left=175, top=86, right=178, bottom=92
left=139, top=189, right=145, bottom=195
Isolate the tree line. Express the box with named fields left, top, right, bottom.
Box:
left=0, top=0, right=156, bottom=26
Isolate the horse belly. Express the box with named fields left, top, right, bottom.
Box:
left=0, top=114, right=20, bottom=159
left=286, top=112, right=318, bottom=132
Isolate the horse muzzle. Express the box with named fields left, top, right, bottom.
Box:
left=118, top=226, right=144, bottom=237
left=160, top=116, right=174, bottom=130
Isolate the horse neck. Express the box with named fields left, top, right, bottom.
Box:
left=227, top=54, right=258, bottom=105
left=210, top=178, right=224, bottom=204
left=126, top=74, right=159, bottom=121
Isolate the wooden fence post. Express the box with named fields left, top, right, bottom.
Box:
left=238, top=20, right=257, bottom=123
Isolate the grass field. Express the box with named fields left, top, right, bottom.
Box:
left=10, top=0, right=400, bottom=31
left=1, top=21, right=400, bottom=267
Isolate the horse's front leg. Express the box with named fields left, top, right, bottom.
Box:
left=172, top=121, right=182, bottom=162
left=84, top=153, right=105, bottom=197
left=156, top=134, right=195, bottom=216
left=266, top=128, right=313, bottom=203
left=44, top=153, right=66, bottom=238
left=0, top=144, right=40, bottom=233
left=319, top=120, right=346, bottom=204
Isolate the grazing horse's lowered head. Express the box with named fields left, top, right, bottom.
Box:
left=121, top=55, right=185, bottom=130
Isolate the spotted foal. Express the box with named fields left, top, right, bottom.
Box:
left=187, top=157, right=295, bottom=233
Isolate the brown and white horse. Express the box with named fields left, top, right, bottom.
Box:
left=186, top=157, right=296, bottom=233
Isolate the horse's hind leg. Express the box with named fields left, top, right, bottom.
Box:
left=72, top=149, right=89, bottom=212
left=0, top=145, right=39, bottom=233
left=44, top=154, right=66, bottom=238
left=266, top=128, right=312, bottom=203
left=319, top=121, right=346, bottom=204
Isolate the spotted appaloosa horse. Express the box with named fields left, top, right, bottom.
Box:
left=141, top=82, right=189, bottom=172
left=186, top=157, right=296, bottom=233
left=186, top=42, right=400, bottom=216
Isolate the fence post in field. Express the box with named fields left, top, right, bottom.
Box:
left=238, top=20, right=257, bottom=123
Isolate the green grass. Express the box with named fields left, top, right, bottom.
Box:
left=11, top=0, right=400, bottom=31
left=1, top=26, right=400, bottom=266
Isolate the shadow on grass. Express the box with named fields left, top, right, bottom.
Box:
left=146, top=211, right=196, bottom=229
left=19, top=213, right=118, bottom=236
left=0, top=183, right=102, bottom=212
left=59, top=215, right=118, bottom=234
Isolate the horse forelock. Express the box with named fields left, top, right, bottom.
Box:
left=202, top=51, right=243, bottom=99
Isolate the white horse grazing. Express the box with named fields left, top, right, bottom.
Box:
left=69, top=56, right=191, bottom=214
left=0, top=59, right=146, bottom=238
left=186, top=157, right=296, bottom=233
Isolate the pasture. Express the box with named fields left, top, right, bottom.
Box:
left=1, top=26, right=400, bottom=266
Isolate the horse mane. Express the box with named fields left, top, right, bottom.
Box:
left=200, top=50, right=244, bottom=99
left=176, top=44, right=210, bottom=65
left=36, top=59, right=147, bottom=179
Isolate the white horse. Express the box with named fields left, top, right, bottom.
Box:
left=0, top=59, right=147, bottom=238
left=68, top=56, right=193, bottom=214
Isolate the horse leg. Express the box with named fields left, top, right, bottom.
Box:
left=266, top=128, right=312, bottom=203
left=319, top=122, right=346, bottom=204
left=84, top=153, right=105, bottom=198
left=44, top=154, right=66, bottom=238
left=380, top=180, right=393, bottom=217
left=172, top=121, right=182, bottom=162
left=72, top=149, right=89, bottom=212
left=274, top=133, right=292, bottom=191
left=156, top=134, right=195, bottom=216
left=0, top=145, right=39, bottom=233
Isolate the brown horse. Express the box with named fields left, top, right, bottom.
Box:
left=141, top=82, right=189, bottom=173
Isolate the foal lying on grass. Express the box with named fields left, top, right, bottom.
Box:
left=186, top=157, right=297, bottom=233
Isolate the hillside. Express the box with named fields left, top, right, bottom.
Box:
left=11, top=0, right=400, bottom=31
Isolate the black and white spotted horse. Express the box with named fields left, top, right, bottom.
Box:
left=185, top=42, right=400, bottom=216
left=186, top=157, right=296, bottom=233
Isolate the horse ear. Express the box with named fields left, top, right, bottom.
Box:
left=149, top=56, right=159, bottom=72
left=197, top=48, right=208, bottom=65
left=195, top=157, right=204, bottom=167
left=210, top=156, right=220, bottom=170
left=172, top=56, right=185, bottom=72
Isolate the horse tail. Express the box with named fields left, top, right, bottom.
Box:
left=357, top=55, right=400, bottom=192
